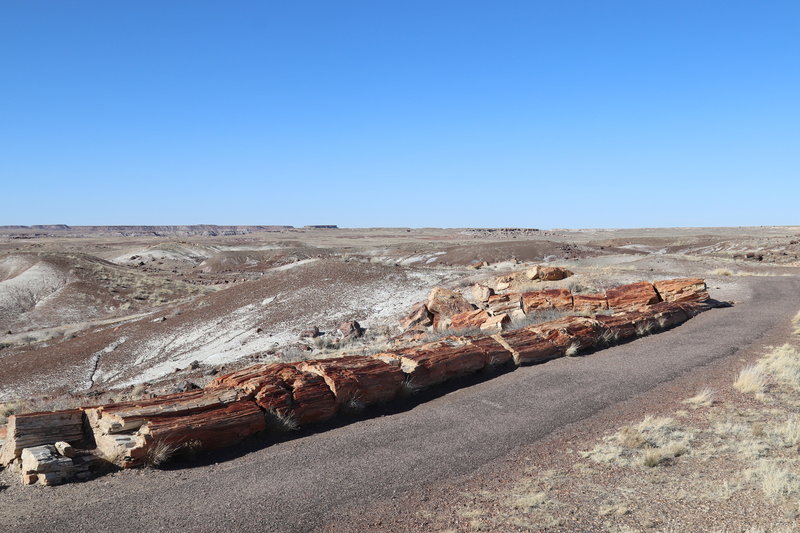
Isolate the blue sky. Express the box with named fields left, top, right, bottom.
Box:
left=2, top=1, right=798, bottom=228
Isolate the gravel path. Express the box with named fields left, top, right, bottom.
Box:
left=2, top=276, right=798, bottom=533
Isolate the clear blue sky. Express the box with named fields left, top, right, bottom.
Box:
left=2, top=1, right=798, bottom=228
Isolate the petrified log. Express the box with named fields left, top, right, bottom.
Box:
left=467, top=335, right=514, bottom=367
left=399, top=303, right=434, bottom=331
left=480, top=313, right=510, bottom=333
left=487, top=293, right=522, bottom=315
left=426, top=287, right=473, bottom=328
left=493, top=329, right=563, bottom=365
left=85, top=388, right=242, bottom=435
left=573, top=293, right=609, bottom=312
left=531, top=316, right=604, bottom=351
left=653, top=278, right=709, bottom=303
left=646, top=301, right=692, bottom=330
left=606, top=281, right=661, bottom=309
left=296, top=355, right=405, bottom=409
left=141, top=400, right=266, bottom=451
left=521, top=288, right=574, bottom=313
left=449, top=309, right=491, bottom=330
left=373, top=338, right=491, bottom=390
left=210, top=363, right=337, bottom=425
left=0, top=410, right=87, bottom=466
left=593, top=312, right=641, bottom=344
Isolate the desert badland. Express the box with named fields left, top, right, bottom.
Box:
left=2, top=225, right=800, bottom=532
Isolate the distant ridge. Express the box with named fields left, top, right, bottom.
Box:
left=0, top=225, right=295, bottom=238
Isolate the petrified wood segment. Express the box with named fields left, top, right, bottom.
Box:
left=211, top=363, right=337, bottom=424
left=486, top=293, right=522, bottom=315
left=521, top=288, right=574, bottom=312
left=449, top=309, right=491, bottom=330
left=606, top=281, right=661, bottom=309
left=494, top=328, right=563, bottom=365
left=653, top=278, right=709, bottom=303
left=0, top=410, right=87, bottom=466
left=374, top=338, right=492, bottom=390
left=85, top=388, right=242, bottom=435
left=467, top=335, right=514, bottom=367
left=142, top=400, right=266, bottom=451
left=573, top=292, right=609, bottom=312
left=426, top=287, right=474, bottom=328
left=296, top=355, right=405, bottom=409
left=536, top=266, right=574, bottom=281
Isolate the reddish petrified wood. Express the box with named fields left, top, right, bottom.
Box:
left=113, top=400, right=268, bottom=468
left=486, top=293, right=522, bottom=315
left=573, top=292, right=609, bottom=312
left=521, top=288, right=574, bottom=313
left=606, top=281, right=661, bottom=309
left=85, top=388, right=242, bottom=435
left=209, top=363, right=337, bottom=424
left=297, top=355, right=405, bottom=409
left=531, top=316, right=604, bottom=350
left=653, top=278, right=709, bottom=303
left=593, top=312, right=642, bottom=343
left=467, top=335, right=514, bottom=367
left=374, top=339, right=490, bottom=390
left=646, top=301, right=692, bottom=330
left=426, top=287, right=474, bottom=328
left=494, top=328, right=564, bottom=365
left=399, top=303, right=434, bottom=331
left=449, top=309, right=491, bottom=330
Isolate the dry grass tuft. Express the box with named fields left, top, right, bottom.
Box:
left=683, top=387, right=715, bottom=408
left=509, top=491, right=549, bottom=511
left=747, top=459, right=800, bottom=500
left=145, top=440, right=178, bottom=468
left=734, top=366, right=769, bottom=394
left=710, top=268, right=734, bottom=276
left=565, top=342, right=580, bottom=357
left=583, top=416, right=692, bottom=466
left=265, top=409, right=299, bottom=433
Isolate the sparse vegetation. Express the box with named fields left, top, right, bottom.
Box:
left=264, top=409, right=299, bottom=433
left=683, top=387, right=715, bottom=408
left=565, top=342, right=580, bottom=357
left=711, top=267, right=734, bottom=276
left=734, top=365, right=769, bottom=394
left=145, top=440, right=178, bottom=468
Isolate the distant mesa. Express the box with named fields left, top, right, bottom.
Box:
left=304, top=225, right=338, bottom=229
left=0, top=225, right=295, bottom=238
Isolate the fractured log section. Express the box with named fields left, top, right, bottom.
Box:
left=0, top=410, right=87, bottom=466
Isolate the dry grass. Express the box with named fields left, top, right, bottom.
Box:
left=710, top=267, right=734, bottom=276
left=683, top=387, right=715, bottom=408
left=145, top=440, right=178, bottom=468
left=793, top=311, right=800, bottom=336
left=582, top=416, right=693, bottom=467
left=734, top=365, right=769, bottom=394
left=565, top=342, right=580, bottom=357
left=265, top=409, right=299, bottom=433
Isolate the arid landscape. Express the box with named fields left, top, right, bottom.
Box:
left=2, top=225, right=800, bottom=532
